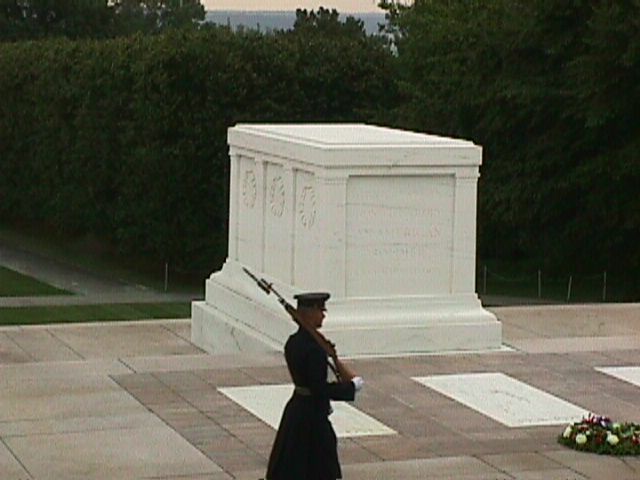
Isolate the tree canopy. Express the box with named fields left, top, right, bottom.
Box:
left=0, top=0, right=205, bottom=40
left=0, top=2, right=638, bottom=295
left=0, top=18, right=397, bottom=273
left=381, top=0, right=640, bottom=281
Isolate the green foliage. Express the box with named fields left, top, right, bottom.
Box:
left=0, top=21, right=397, bottom=272
left=2, top=1, right=637, bottom=287
left=0, top=267, right=69, bottom=296
left=292, top=7, right=368, bottom=38
left=0, top=302, right=191, bottom=325
left=381, top=0, right=640, bottom=283
left=0, top=0, right=114, bottom=40
left=0, top=0, right=205, bottom=41
left=278, top=7, right=398, bottom=123
left=559, top=415, right=640, bottom=456
left=566, top=0, right=640, bottom=274
left=112, top=0, right=205, bottom=36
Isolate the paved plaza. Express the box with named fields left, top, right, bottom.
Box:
left=1, top=304, right=640, bottom=479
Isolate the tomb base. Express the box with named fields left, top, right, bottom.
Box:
left=191, top=260, right=502, bottom=357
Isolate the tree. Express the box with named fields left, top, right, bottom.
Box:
left=0, top=0, right=116, bottom=40
left=379, top=0, right=640, bottom=282
left=565, top=0, right=640, bottom=275
left=279, top=7, right=398, bottom=123
left=0, top=0, right=205, bottom=40
left=292, top=7, right=367, bottom=38
left=0, top=23, right=398, bottom=272
left=112, top=0, right=205, bottom=36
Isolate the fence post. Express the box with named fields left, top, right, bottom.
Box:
left=483, top=265, right=487, bottom=295
left=538, top=270, right=542, bottom=298
left=164, top=262, right=169, bottom=292
left=602, top=271, right=607, bottom=302
left=566, top=275, right=572, bottom=302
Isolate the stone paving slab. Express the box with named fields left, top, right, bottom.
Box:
left=142, top=475, right=233, bottom=480
left=48, top=322, right=201, bottom=358
left=542, top=450, right=640, bottom=479
left=5, top=425, right=222, bottom=480
left=478, top=451, right=571, bottom=473
left=512, top=469, right=587, bottom=480
left=3, top=328, right=83, bottom=361
left=0, top=306, right=639, bottom=479
left=0, top=358, right=130, bottom=380
left=0, top=375, right=147, bottom=429
left=0, top=440, right=31, bottom=480
left=0, top=411, right=164, bottom=437
left=342, top=456, right=513, bottom=479
left=111, top=347, right=640, bottom=478
left=0, top=332, right=33, bottom=363
left=0, top=320, right=203, bottom=362
left=122, top=352, right=283, bottom=373
left=492, top=304, right=640, bottom=338
left=510, top=335, right=640, bottom=353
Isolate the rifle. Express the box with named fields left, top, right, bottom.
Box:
left=243, top=267, right=355, bottom=383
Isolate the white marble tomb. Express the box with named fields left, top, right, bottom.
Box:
left=191, top=124, right=502, bottom=356
left=414, top=373, right=588, bottom=427
left=595, top=366, right=640, bottom=388
left=219, top=384, right=395, bottom=437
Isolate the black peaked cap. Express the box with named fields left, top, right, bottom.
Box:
left=294, top=292, right=330, bottom=309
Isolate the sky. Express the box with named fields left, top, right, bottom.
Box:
left=202, top=0, right=385, bottom=13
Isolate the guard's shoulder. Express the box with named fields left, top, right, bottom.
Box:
left=285, top=329, right=305, bottom=349
left=288, top=329, right=323, bottom=353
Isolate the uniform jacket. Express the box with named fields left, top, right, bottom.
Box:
left=266, top=326, right=356, bottom=480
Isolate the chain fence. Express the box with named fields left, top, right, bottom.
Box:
left=476, top=266, right=634, bottom=303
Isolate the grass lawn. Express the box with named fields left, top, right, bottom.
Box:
left=476, top=259, right=635, bottom=302
left=0, top=266, right=70, bottom=297
left=0, top=302, right=191, bottom=326
left=0, top=226, right=205, bottom=295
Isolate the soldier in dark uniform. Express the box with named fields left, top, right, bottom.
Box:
left=265, top=292, right=364, bottom=480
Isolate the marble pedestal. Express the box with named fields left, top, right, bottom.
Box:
left=192, top=124, right=501, bottom=356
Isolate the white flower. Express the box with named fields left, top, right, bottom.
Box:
left=575, top=433, right=588, bottom=445
left=607, top=433, right=619, bottom=446
left=612, top=422, right=621, bottom=431
left=563, top=425, right=573, bottom=438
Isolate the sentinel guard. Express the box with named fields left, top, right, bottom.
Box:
left=245, top=268, right=363, bottom=480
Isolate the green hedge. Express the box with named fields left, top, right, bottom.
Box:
left=0, top=26, right=397, bottom=272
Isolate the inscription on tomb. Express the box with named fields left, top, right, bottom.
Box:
left=346, top=175, right=454, bottom=296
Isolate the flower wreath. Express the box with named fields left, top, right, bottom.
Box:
left=558, top=414, right=640, bottom=455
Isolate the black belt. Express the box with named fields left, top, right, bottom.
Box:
left=294, top=386, right=311, bottom=396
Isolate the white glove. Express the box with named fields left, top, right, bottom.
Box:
left=351, top=376, right=364, bottom=392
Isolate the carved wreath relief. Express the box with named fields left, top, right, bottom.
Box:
left=242, top=169, right=257, bottom=209
left=298, top=185, right=316, bottom=228
left=269, top=176, right=285, bottom=217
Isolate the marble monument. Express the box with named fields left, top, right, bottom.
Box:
left=191, top=124, right=501, bottom=356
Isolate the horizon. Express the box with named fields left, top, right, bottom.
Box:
left=205, top=10, right=385, bottom=34
left=201, top=0, right=385, bottom=13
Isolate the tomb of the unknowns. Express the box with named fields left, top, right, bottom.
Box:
left=192, top=124, right=502, bottom=356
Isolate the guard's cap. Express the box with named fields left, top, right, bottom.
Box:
left=294, top=292, right=330, bottom=310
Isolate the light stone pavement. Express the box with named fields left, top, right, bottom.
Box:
left=1, top=305, right=640, bottom=479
